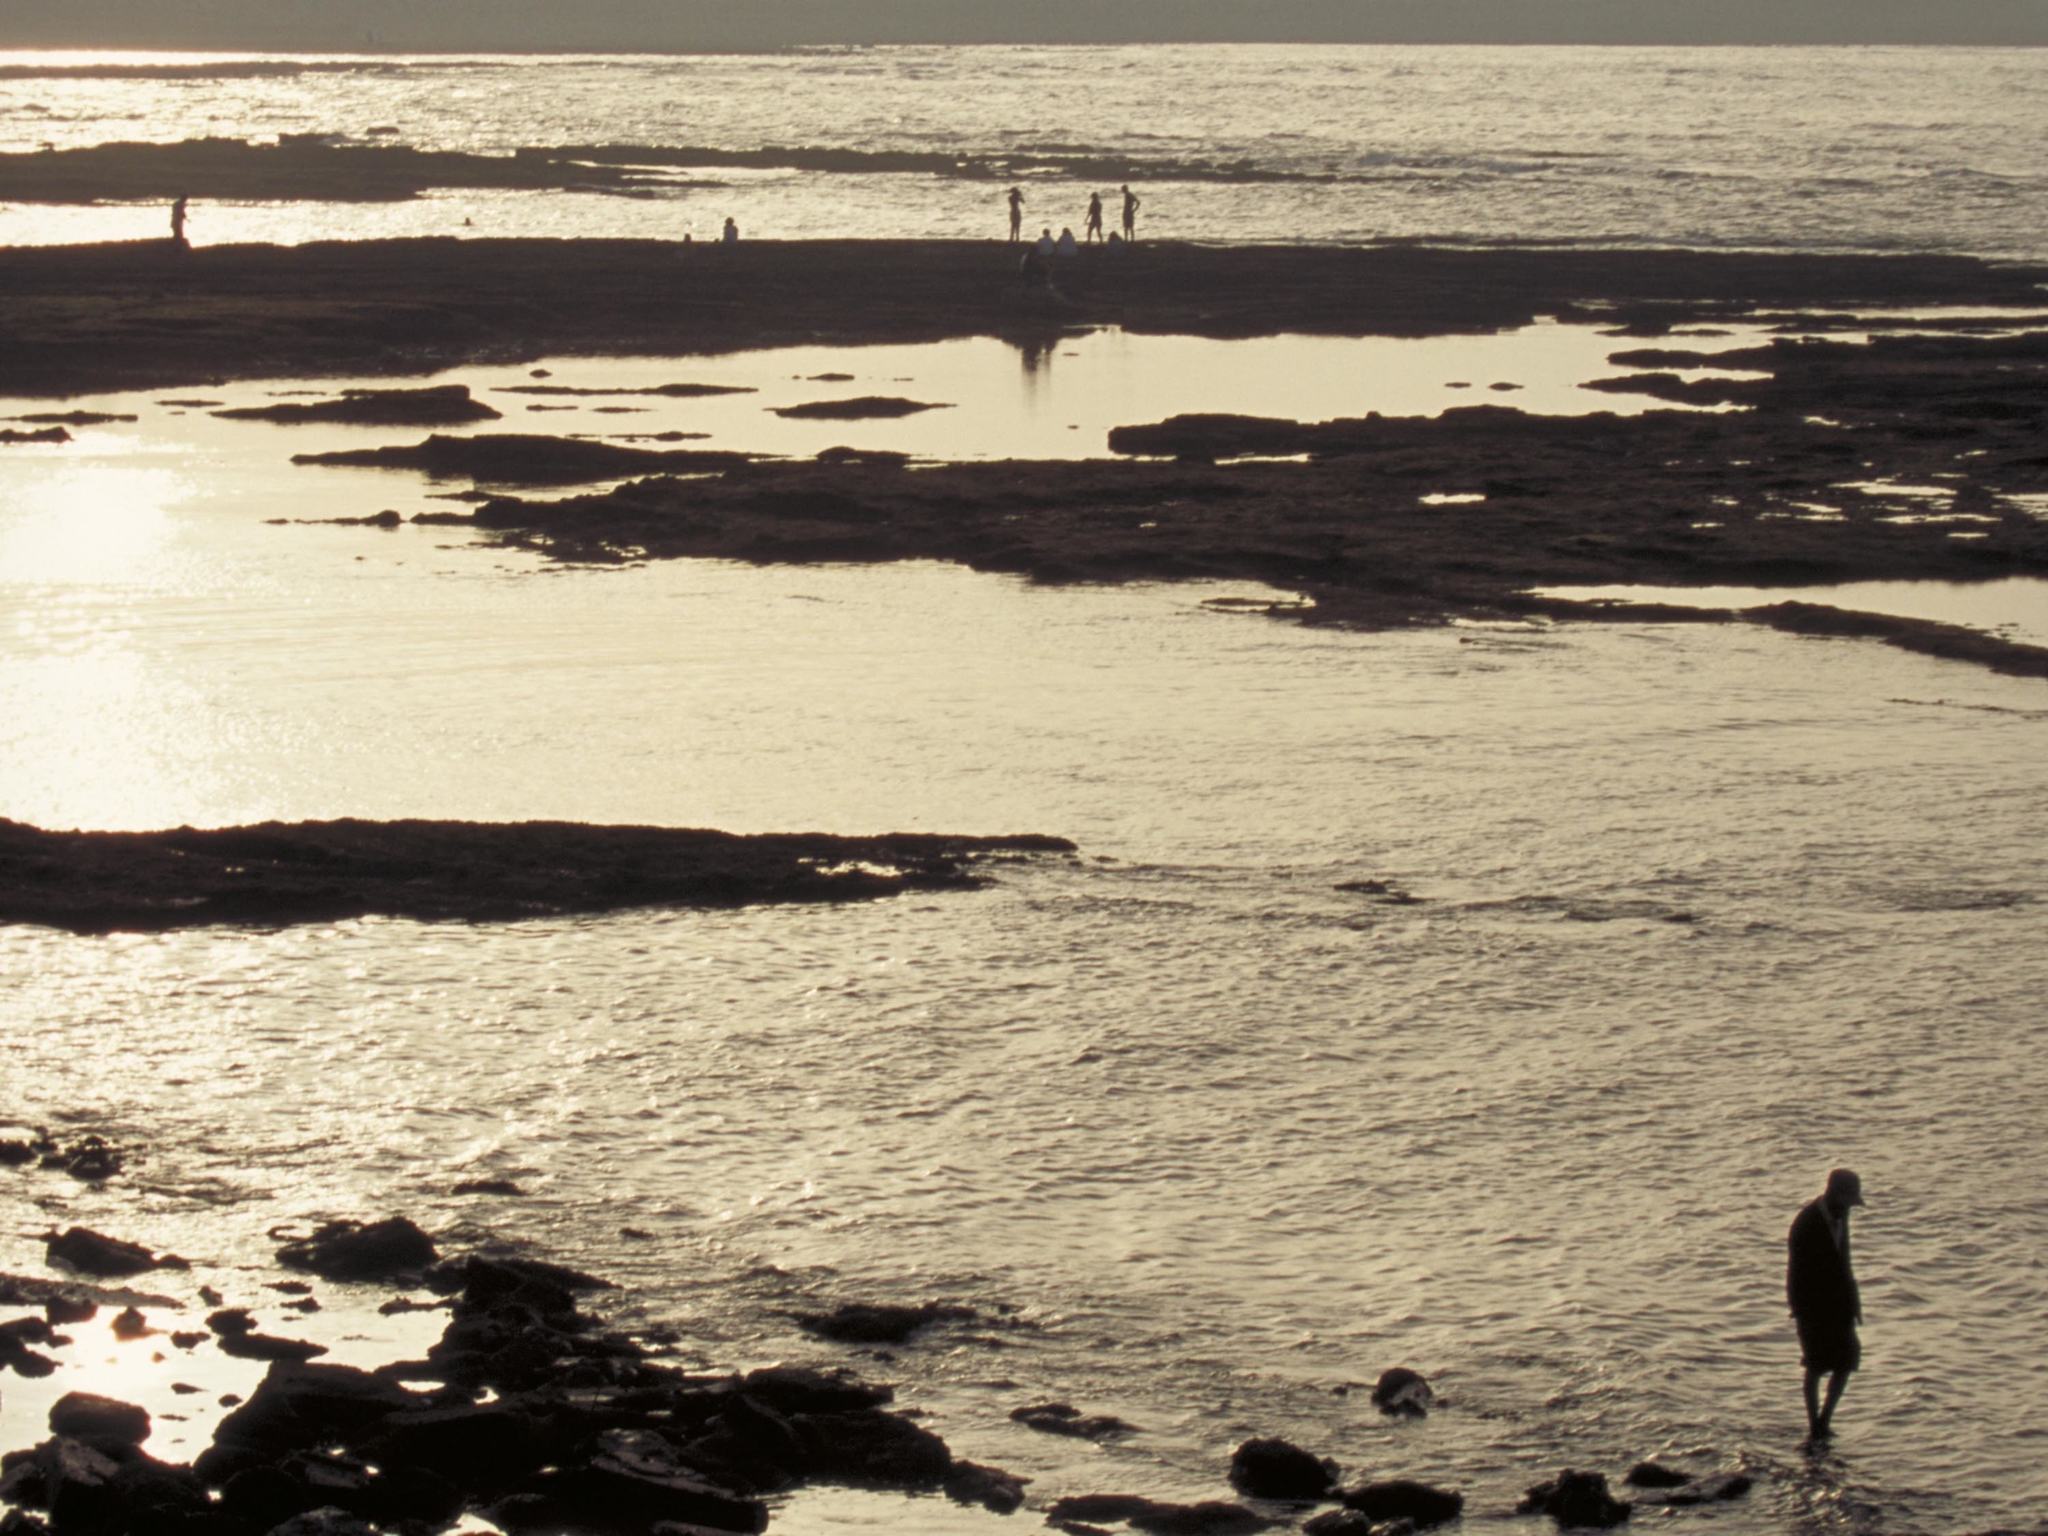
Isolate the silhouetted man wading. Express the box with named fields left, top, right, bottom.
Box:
left=1787, top=1167, right=1864, bottom=1439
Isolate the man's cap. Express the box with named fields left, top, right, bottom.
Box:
left=1825, top=1168, right=1865, bottom=1207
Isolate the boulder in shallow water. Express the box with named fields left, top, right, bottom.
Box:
left=1635, top=1471, right=1752, bottom=1507
left=48, top=1393, right=150, bottom=1447
left=44, top=1227, right=180, bottom=1278
left=790, top=1299, right=977, bottom=1344
left=1228, top=1437, right=1340, bottom=1500
left=1519, top=1469, right=1631, bottom=1528
left=1370, top=1366, right=1434, bottom=1417
left=1623, top=1461, right=1690, bottom=1489
left=276, top=1218, right=438, bottom=1281
left=1011, top=1401, right=1139, bottom=1440
left=1339, top=1479, right=1464, bottom=1529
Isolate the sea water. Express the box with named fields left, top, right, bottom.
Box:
left=6, top=40, right=2048, bottom=1536
left=4, top=343, right=2048, bottom=1534
left=3, top=45, right=2047, bottom=258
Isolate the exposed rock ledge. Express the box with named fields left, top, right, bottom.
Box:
left=0, top=818, right=1075, bottom=935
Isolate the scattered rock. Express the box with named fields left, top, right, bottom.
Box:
left=1339, top=1479, right=1465, bottom=1529
left=214, top=384, right=502, bottom=426
left=1301, top=1513, right=1376, bottom=1536
left=790, top=1300, right=978, bottom=1345
left=1229, top=1437, right=1340, bottom=1500
left=1623, top=1461, right=1690, bottom=1489
left=1, top=410, right=135, bottom=426
left=1519, top=1469, right=1632, bottom=1528
left=1370, top=1366, right=1435, bottom=1417
left=1010, top=1402, right=1139, bottom=1440
left=48, top=1393, right=150, bottom=1448
left=0, top=426, right=69, bottom=444
left=221, top=1331, right=330, bottom=1362
left=110, top=1307, right=149, bottom=1339
left=43, top=1227, right=180, bottom=1278
left=1635, top=1471, right=1752, bottom=1507
left=276, top=1218, right=439, bottom=1281
left=770, top=396, right=951, bottom=420
left=451, top=1178, right=525, bottom=1196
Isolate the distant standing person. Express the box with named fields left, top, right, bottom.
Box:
left=1007, top=186, right=1025, bottom=242
left=1787, top=1168, right=1865, bottom=1440
left=170, top=196, right=190, bottom=249
left=1084, top=191, right=1103, bottom=243
left=722, top=216, right=739, bottom=244
left=1121, top=184, right=1140, bottom=241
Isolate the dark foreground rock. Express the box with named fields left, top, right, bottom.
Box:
left=277, top=1219, right=439, bottom=1282
left=43, top=1228, right=185, bottom=1280
left=1370, top=1366, right=1434, bottom=1418
left=6, top=1238, right=1038, bottom=1536
left=789, top=1300, right=978, bottom=1345
left=1227, top=1438, right=1340, bottom=1500
left=1520, top=1469, right=1632, bottom=1527
left=1047, top=1494, right=1280, bottom=1535
left=1010, top=1402, right=1139, bottom=1441
left=0, top=817, right=1075, bottom=935
left=1339, top=1478, right=1465, bottom=1528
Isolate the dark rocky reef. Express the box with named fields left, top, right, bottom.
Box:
left=770, top=396, right=950, bottom=420
left=0, top=817, right=1075, bottom=935
left=448, top=357, right=2048, bottom=677
left=0, top=1247, right=1036, bottom=1536
left=4, top=239, right=2043, bottom=399
left=212, top=384, right=501, bottom=426
left=292, top=432, right=753, bottom=486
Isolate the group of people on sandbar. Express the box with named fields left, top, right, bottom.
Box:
left=1007, top=183, right=1139, bottom=247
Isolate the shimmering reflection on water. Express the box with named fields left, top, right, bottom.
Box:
left=4, top=532, right=2047, bottom=1532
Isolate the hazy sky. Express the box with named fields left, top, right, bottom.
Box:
left=8, top=0, right=2047, bottom=50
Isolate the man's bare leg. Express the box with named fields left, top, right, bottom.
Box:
left=1815, top=1370, right=1850, bottom=1436
left=1803, top=1368, right=1826, bottom=1438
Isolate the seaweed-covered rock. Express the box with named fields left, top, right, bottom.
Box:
left=1228, top=1437, right=1340, bottom=1500
left=277, top=1218, right=438, bottom=1281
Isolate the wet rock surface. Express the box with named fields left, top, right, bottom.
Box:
left=0, top=817, right=1075, bottom=935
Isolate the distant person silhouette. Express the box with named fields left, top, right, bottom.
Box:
left=170, top=196, right=190, bottom=249
left=1055, top=226, right=1079, bottom=258
left=1121, top=184, right=1140, bottom=241
left=1085, top=191, right=1103, bottom=243
left=1035, top=228, right=1056, bottom=259
left=1787, top=1168, right=1865, bottom=1440
left=722, top=216, right=739, bottom=244
left=1007, top=185, right=1024, bottom=242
